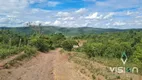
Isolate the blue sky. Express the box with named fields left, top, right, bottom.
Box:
left=0, top=0, right=142, bottom=29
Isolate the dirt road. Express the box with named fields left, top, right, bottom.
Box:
left=0, top=49, right=141, bottom=80
left=0, top=49, right=84, bottom=80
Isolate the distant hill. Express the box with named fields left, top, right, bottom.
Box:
left=0, top=26, right=142, bottom=36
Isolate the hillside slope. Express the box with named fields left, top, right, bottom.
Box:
left=0, top=26, right=126, bottom=35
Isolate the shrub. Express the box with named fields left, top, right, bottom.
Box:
left=29, top=38, right=50, bottom=52
left=62, top=40, right=77, bottom=51
left=15, top=46, right=37, bottom=61
left=24, top=46, right=37, bottom=57
left=81, top=43, right=104, bottom=58
left=0, top=46, right=23, bottom=59
left=50, top=33, right=66, bottom=47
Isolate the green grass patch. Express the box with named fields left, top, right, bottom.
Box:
left=4, top=46, right=37, bottom=68
left=0, top=46, right=24, bottom=59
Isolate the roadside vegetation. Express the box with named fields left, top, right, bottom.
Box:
left=0, top=28, right=142, bottom=80
left=0, top=29, right=77, bottom=68
left=73, top=30, right=142, bottom=67
left=68, top=30, right=142, bottom=80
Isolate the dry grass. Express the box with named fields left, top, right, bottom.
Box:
left=68, top=52, right=142, bottom=80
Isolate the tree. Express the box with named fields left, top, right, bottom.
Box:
left=29, top=35, right=50, bottom=52
left=62, top=40, right=77, bottom=51
left=132, top=43, right=142, bottom=63
left=50, top=33, right=66, bottom=47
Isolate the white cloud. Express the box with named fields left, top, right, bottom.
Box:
left=7, top=15, right=17, bottom=18
left=0, top=0, right=28, bottom=12
left=75, top=8, right=87, bottom=14
left=103, top=12, right=114, bottom=19
left=0, top=18, right=10, bottom=24
left=56, top=12, right=70, bottom=17
left=53, top=20, right=61, bottom=26
left=44, top=21, right=51, bottom=25
left=62, top=17, right=74, bottom=21
left=0, top=7, right=142, bottom=28
left=85, top=12, right=102, bottom=19
left=136, top=16, right=142, bottom=18
left=0, top=0, right=141, bottom=29
left=95, top=0, right=140, bottom=11
left=28, top=0, right=60, bottom=7
left=126, top=11, right=132, bottom=15
left=0, top=17, right=24, bottom=27
left=113, top=22, right=126, bottom=26
left=47, top=1, right=60, bottom=7
left=29, top=0, right=46, bottom=4
left=106, top=23, right=110, bottom=26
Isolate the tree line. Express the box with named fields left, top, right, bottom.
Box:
left=0, top=30, right=77, bottom=60
left=74, top=30, right=142, bottom=65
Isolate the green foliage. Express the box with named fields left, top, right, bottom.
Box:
left=29, top=35, right=51, bottom=52
left=77, top=30, right=142, bottom=59
left=4, top=46, right=37, bottom=68
left=50, top=33, right=66, bottom=47
left=0, top=30, right=28, bottom=46
left=0, top=30, right=67, bottom=60
left=132, top=43, right=142, bottom=63
left=24, top=46, right=37, bottom=56
left=1, top=29, right=142, bottom=75
left=0, top=26, right=127, bottom=36
left=75, top=30, right=142, bottom=74
left=0, top=46, right=23, bottom=59
left=19, top=46, right=37, bottom=60
left=82, top=43, right=104, bottom=58
left=116, top=76, right=121, bottom=79
left=61, top=40, right=77, bottom=51
left=0, top=30, right=31, bottom=59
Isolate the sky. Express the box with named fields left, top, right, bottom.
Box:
left=0, top=0, right=142, bottom=29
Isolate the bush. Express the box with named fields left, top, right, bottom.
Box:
left=81, top=43, right=104, bottom=58
left=50, top=33, right=66, bottom=47
left=24, top=46, right=37, bottom=57
left=62, top=40, right=77, bottom=51
left=4, top=46, right=37, bottom=68
left=0, top=46, right=23, bottom=59
left=29, top=38, right=50, bottom=52
left=15, top=46, right=37, bottom=61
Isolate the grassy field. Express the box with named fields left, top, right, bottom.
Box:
left=65, top=51, right=142, bottom=80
